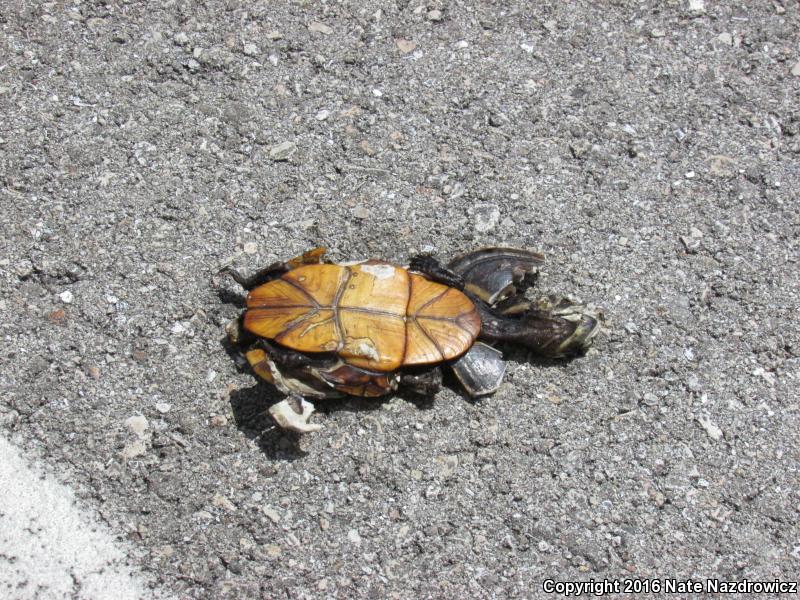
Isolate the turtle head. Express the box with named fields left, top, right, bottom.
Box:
left=477, top=295, right=601, bottom=358
left=522, top=297, right=602, bottom=358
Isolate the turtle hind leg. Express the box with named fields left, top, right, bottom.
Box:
left=450, top=342, right=507, bottom=397
left=240, top=343, right=329, bottom=434
left=408, top=255, right=465, bottom=290
left=399, top=366, right=443, bottom=396
left=286, top=247, right=327, bottom=268
left=447, top=247, right=544, bottom=305
left=226, top=315, right=261, bottom=352
left=222, top=247, right=328, bottom=290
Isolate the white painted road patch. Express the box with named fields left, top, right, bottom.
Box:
left=0, top=435, right=167, bottom=600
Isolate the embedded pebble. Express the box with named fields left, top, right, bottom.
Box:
left=125, top=415, right=149, bottom=438
left=352, top=206, right=370, bottom=220
left=308, top=21, right=333, bottom=35
left=427, top=10, right=443, bottom=22
left=449, top=182, right=465, bottom=199
left=209, top=415, right=228, bottom=428
left=263, top=506, right=281, bottom=524
left=642, top=393, right=658, bottom=406
left=570, top=140, right=590, bottom=159
left=243, top=43, right=258, bottom=56
left=793, top=62, right=800, bottom=77
left=347, top=529, right=362, bottom=545
left=315, top=109, right=330, bottom=121
left=270, top=141, right=297, bottom=161
left=58, top=290, right=74, bottom=304
left=48, top=309, right=68, bottom=325
left=396, top=39, right=416, bottom=54
left=707, top=154, right=736, bottom=177
left=14, top=259, right=34, bottom=278
left=687, top=0, right=705, bottom=13
left=213, top=493, right=236, bottom=512
left=752, top=367, right=777, bottom=386
left=680, top=235, right=701, bottom=252
left=120, top=439, right=147, bottom=460
left=435, top=455, right=459, bottom=478
left=155, top=402, right=171, bottom=414
left=696, top=416, right=723, bottom=441
left=359, top=140, right=377, bottom=155
left=686, top=375, right=702, bottom=393
left=474, top=204, right=500, bottom=233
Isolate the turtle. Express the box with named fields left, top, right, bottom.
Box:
left=223, top=247, right=600, bottom=433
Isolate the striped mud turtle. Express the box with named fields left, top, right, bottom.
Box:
left=224, top=247, right=600, bottom=433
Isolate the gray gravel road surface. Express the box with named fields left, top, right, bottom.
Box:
left=1, top=1, right=798, bottom=598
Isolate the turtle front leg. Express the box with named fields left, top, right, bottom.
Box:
left=408, top=255, right=465, bottom=290
left=221, top=261, right=290, bottom=291
left=399, top=366, right=443, bottom=396
left=269, top=395, right=322, bottom=434
left=221, top=247, right=328, bottom=291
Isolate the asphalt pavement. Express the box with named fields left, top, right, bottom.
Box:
left=1, top=1, right=798, bottom=598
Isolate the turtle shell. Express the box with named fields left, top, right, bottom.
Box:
left=243, top=261, right=481, bottom=372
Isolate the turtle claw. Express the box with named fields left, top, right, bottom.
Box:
left=268, top=396, right=322, bottom=434
left=225, top=318, right=243, bottom=344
